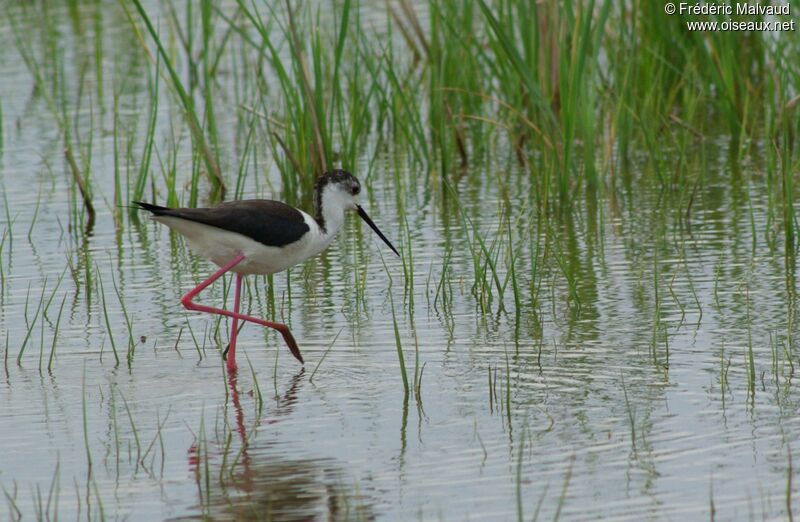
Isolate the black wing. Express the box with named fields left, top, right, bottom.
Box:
left=134, top=200, right=310, bottom=247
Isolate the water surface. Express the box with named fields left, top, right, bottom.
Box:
left=1, top=2, right=799, bottom=521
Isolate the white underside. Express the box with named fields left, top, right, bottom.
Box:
left=155, top=211, right=336, bottom=275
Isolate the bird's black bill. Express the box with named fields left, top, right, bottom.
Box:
left=357, top=205, right=400, bottom=257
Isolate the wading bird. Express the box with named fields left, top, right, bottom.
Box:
left=135, top=170, right=399, bottom=371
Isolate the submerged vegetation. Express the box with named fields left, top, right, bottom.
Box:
left=56, top=0, right=800, bottom=321
left=7, top=1, right=799, bottom=224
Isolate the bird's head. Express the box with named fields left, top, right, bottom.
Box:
left=315, top=170, right=362, bottom=212
left=315, top=170, right=399, bottom=257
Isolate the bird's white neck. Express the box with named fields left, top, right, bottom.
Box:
left=314, top=184, right=351, bottom=241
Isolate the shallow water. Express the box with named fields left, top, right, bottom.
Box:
left=2, top=2, right=800, bottom=521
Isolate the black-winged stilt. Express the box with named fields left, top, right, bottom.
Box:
left=135, top=170, right=399, bottom=371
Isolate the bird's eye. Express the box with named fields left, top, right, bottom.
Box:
left=351, top=186, right=360, bottom=196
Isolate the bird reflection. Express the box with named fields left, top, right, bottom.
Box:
left=183, top=367, right=373, bottom=521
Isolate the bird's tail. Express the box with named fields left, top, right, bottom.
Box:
left=133, top=201, right=171, bottom=216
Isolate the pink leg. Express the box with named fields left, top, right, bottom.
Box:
left=180, top=253, right=304, bottom=370
left=227, top=273, right=243, bottom=368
